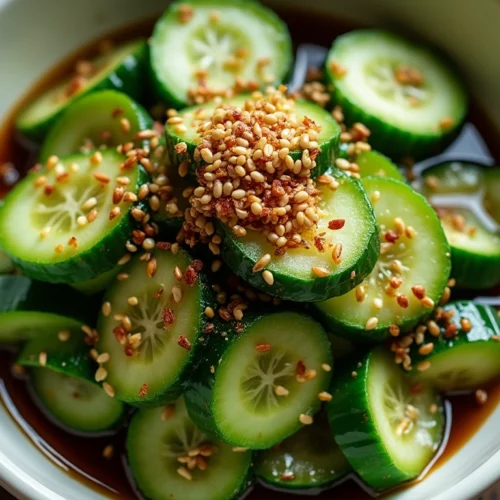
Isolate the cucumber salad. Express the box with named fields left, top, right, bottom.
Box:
left=1, top=1, right=499, bottom=499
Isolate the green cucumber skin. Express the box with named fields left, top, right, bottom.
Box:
left=219, top=172, right=379, bottom=303
left=409, top=301, right=500, bottom=375
left=0, top=275, right=96, bottom=325
left=326, top=351, right=408, bottom=490
left=40, top=90, right=153, bottom=162
left=150, top=0, right=293, bottom=108
left=0, top=158, right=150, bottom=285
left=70, top=265, right=121, bottom=296
left=328, top=89, right=462, bottom=162
left=184, top=311, right=332, bottom=447
left=451, top=247, right=500, bottom=289
left=17, top=329, right=95, bottom=382
left=17, top=41, right=148, bottom=143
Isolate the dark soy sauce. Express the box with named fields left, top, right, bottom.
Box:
left=0, top=7, right=499, bottom=500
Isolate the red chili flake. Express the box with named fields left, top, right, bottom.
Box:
left=235, top=322, right=244, bottom=334
left=328, top=219, right=346, bottom=230
left=191, top=259, right=204, bottom=272
left=411, top=285, right=426, bottom=300
left=218, top=308, right=232, bottom=321
left=154, top=287, right=164, bottom=299
left=44, top=185, right=54, bottom=196
left=178, top=335, right=192, bottom=351
left=313, top=236, right=324, bottom=252
left=84, top=333, right=99, bottom=346
left=296, top=360, right=306, bottom=376
left=132, top=230, right=146, bottom=246
left=184, top=262, right=201, bottom=287
left=113, top=325, right=127, bottom=345
left=255, top=343, right=271, bottom=353
left=280, top=473, right=296, bottom=482
left=271, top=179, right=285, bottom=197
left=138, top=384, right=148, bottom=398
left=124, top=344, right=136, bottom=357
left=397, top=294, right=409, bottom=308
left=384, top=230, right=399, bottom=243
left=410, top=383, right=424, bottom=395
left=444, top=322, right=459, bottom=338
left=156, top=241, right=172, bottom=251
left=162, top=308, right=175, bottom=326
left=112, top=107, right=124, bottom=118
left=67, top=236, right=78, bottom=248
left=204, top=323, right=215, bottom=335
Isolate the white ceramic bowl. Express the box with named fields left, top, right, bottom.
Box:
left=1, top=0, right=500, bottom=498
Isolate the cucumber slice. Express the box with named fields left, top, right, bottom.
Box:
left=165, top=96, right=341, bottom=178
left=96, top=249, right=210, bottom=405
left=0, top=150, right=148, bottom=284
left=184, top=311, right=333, bottom=449
left=255, top=410, right=350, bottom=490
left=0, top=275, right=94, bottom=343
left=314, top=177, right=451, bottom=341
left=40, top=90, right=153, bottom=162
left=327, top=347, right=444, bottom=490
left=127, top=398, right=252, bottom=500
left=0, top=249, right=13, bottom=274
left=17, top=40, right=147, bottom=141
left=70, top=265, right=121, bottom=296
left=420, top=162, right=500, bottom=289
left=221, top=170, right=379, bottom=302
left=410, top=301, right=500, bottom=391
left=484, top=168, right=500, bottom=222
left=326, top=30, right=467, bottom=160
left=150, top=0, right=292, bottom=108
left=30, top=368, right=125, bottom=434
left=356, top=150, right=405, bottom=181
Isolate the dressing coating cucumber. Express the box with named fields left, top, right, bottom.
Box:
left=30, top=368, right=126, bottom=434
left=356, top=150, right=405, bottom=181
left=127, top=398, right=253, bottom=500
left=410, top=301, right=500, bottom=391
left=150, top=0, right=292, bottom=108
left=184, top=311, right=333, bottom=449
left=17, top=40, right=147, bottom=141
left=0, top=150, right=148, bottom=284
left=221, top=170, right=379, bottom=302
left=166, top=96, right=340, bottom=178
left=327, top=347, right=444, bottom=490
left=314, top=177, right=451, bottom=341
left=420, top=161, right=500, bottom=289
left=255, top=410, right=350, bottom=491
left=40, top=90, right=153, bottom=161
left=0, top=275, right=94, bottom=343
left=96, top=249, right=210, bottom=406
left=326, top=30, right=467, bottom=160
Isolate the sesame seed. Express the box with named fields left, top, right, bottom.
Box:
left=102, top=302, right=112, bottom=316
left=38, top=351, right=47, bottom=367
left=77, top=216, right=88, bottom=227
left=128, top=296, right=139, bottom=306
left=460, top=318, right=472, bottom=332
left=97, top=353, right=110, bottom=364
left=274, top=385, right=289, bottom=397
left=299, top=414, right=313, bottom=425
left=262, top=270, right=274, bottom=286
left=103, top=382, right=115, bottom=398
left=90, top=151, right=103, bottom=166
left=256, top=343, right=271, bottom=353
left=95, top=366, right=108, bottom=382
left=82, top=197, right=97, bottom=211
left=58, top=330, right=70, bottom=342
left=417, top=360, right=431, bottom=372
left=102, top=445, right=114, bottom=460
left=366, top=317, right=379, bottom=330
left=355, top=285, right=366, bottom=303
left=87, top=209, right=98, bottom=223
left=117, top=273, right=129, bottom=281
left=318, top=391, right=332, bottom=402
left=172, top=286, right=183, bottom=303
left=232, top=447, right=249, bottom=453
left=177, top=467, right=193, bottom=481
left=312, top=266, right=329, bottom=278
left=421, top=297, right=435, bottom=308
left=370, top=190, right=381, bottom=203
left=321, top=363, right=332, bottom=372
left=475, top=389, right=488, bottom=405
left=418, top=343, right=434, bottom=356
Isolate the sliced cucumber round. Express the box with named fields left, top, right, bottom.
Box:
left=356, top=150, right=405, bottom=181
left=221, top=170, right=379, bottom=302
left=420, top=161, right=500, bottom=289
left=70, top=265, right=121, bottom=296
left=31, top=368, right=125, bottom=434
left=150, top=0, right=292, bottom=108
left=17, top=40, right=147, bottom=142
left=327, top=347, right=444, bottom=490
left=96, top=249, right=209, bottom=406
left=314, top=177, right=451, bottom=341
left=410, top=301, right=500, bottom=391
left=184, top=311, right=333, bottom=449
left=127, top=397, right=252, bottom=500
left=166, top=95, right=341, bottom=178
left=255, top=410, right=350, bottom=491
left=0, top=150, right=148, bottom=284
left=40, top=90, right=153, bottom=161
left=326, top=30, right=467, bottom=160
left=0, top=275, right=93, bottom=343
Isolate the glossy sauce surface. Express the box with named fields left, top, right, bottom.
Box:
left=0, top=7, right=499, bottom=500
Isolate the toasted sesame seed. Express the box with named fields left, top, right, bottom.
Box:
left=58, top=330, right=71, bottom=342
left=232, top=447, right=249, bottom=453
left=177, top=466, right=193, bottom=481
left=120, top=118, right=131, bottom=134
left=172, top=286, right=183, bottom=303
left=87, top=209, right=98, bottom=223
left=97, top=352, right=110, bottom=364
left=38, top=351, right=47, bottom=367
left=127, top=296, right=139, bottom=306
left=82, top=197, right=97, bottom=211
left=299, top=414, right=313, bottom=425
left=95, top=366, right=108, bottom=382
left=161, top=405, right=175, bottom=421
left=103, top=382, right=115, bottom=398
left=417, top=360, right=431, bottom=372
left=355, top=285, right=366, bottom=303
left=418, top=343, right=434, bottom=356
left=370, top=190, right=381, bottom=203
left=117, top=273, right=129, bottom=281
left=274, top=385, right=289, bottom=397
left=262, top=270, right=274, bottom=286
left=256, top=343, right=271, bottom=353
left=312, top=266, right=329, bottom=278
left=102, top=302, right=112, bottom=316
left=475, top=389, right=488, bottom=405
left=318, top=391, right=332, bottom=402
left=366, top=317, right=379, bottom=330
left=322, top=363, right=332, bottom=372
left=389, top=324, right=400, bottom=337
left=102, top=445, right=114, bottom=459
left=421, top=297, right=435, bottom=308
